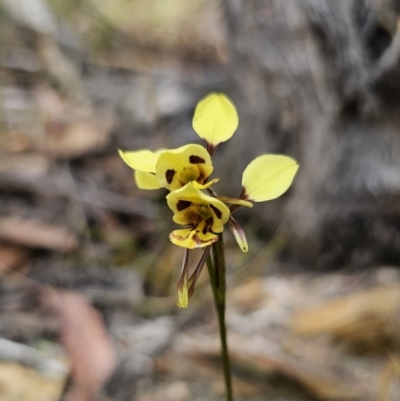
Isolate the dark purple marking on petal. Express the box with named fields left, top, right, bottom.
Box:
left=206, top=143, right=217, bottom=157
left=206, top=217, right=214, bottom=226
left=210, top=204, right=222, bottom=219
left=177, top=200, right=192, bottom=211
left=230, top=187, right=249, bottom=213
left=192, top=231, right=217, bottom=247
left=205, top=216, right=215, bottom=234
left=166, top=169, right=176, bottom=184
left=169, top=230, right=191, bottom=242
left=192, top=232, right=202, bottom=245
left=189, top=155, right=206, bottom=164
left=239, top=186, right=248, bottom=200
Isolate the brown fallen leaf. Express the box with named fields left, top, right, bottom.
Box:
left=34, top=85, right=65, bottom=121
left=0, top=243, right=31, bottom=273
left=0, top=154, right=50, bottom=176
left=0, top=360, right=66, bottom=401
left=230, top=277, right=265, bottom=312
left=44, top=122, right=109, bottom=158
left=379, top=354, right=400, bottom=401
left=136, top=381, right=190, bottom=401
left=290, top=284, right=400, bottom=336
left=175, top=333, right=362, bottom=400
left=0, top=217, right=78, bottom=251
left=43, top=289, right=116, bottom=401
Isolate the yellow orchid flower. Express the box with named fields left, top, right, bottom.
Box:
left=119, top=144, right=219, bottom=191
left=118, top=92, right=300, bottom=309
left=193, top=93, right=238, bottom=155
left=166, top=183, right=230, bottom=249
left=117, top=92, right=301, bottom=401
left=166, top=183, right=230, bottom=307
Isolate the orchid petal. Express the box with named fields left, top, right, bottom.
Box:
left=228, top=216, right=248, bottom=253
left=193, top=93, right=238, bottom=149
left=134, top=171, right=162, bottom=190
left=170, top=228, right=218, bottom=249
left=118, top=149, right=160, bottom=173
left=192, top=178, right=220, bottom=190
left=166, top=184, right=230, bottom=226
left=156, top=144, right=213, bottom=191
left=241, top=155, right=299, bottom=202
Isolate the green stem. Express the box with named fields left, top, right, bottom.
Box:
left=206, top=234, right=233, bottom=401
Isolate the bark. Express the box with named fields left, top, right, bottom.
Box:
left=223, top=0, right=400, bottom=268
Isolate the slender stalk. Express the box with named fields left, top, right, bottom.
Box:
left=207, top=234, right=233, bottom=401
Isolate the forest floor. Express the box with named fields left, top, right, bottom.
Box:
left=1, top=1, right=400, bottom=400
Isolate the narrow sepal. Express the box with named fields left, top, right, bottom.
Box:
left=192, top=178, right=220, bottom=190
left=216, top=196, right=253, bottom=208
left=228, top=216, right=248, bottom=253
left=177, top=249, right=190, bottom=308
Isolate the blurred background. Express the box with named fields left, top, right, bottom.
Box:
left=2, top=0, right=400, bottom=400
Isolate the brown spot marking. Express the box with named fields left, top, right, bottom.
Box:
left=239, top=186, right=248, bottom=200
left=189, top=155, right=206, bottom=164
left=177, top=200, right=192, bottom=211
left=166, top=169, right=175, bottom=184
left=192, top=232, right=202, bottom=245
left=204, top=217, right=214, bottom=234
left=210, top=204, right=222, bottom=219
left=169, top=231, right=190, bottom=241
left=192, top=231, right=217, bottom=247
left=206, top=143, right=217, bottom=157
left=229, top=186, right=249, bottom=213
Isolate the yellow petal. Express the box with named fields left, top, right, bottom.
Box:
left=134, top=171, right=162, bottom=190
left=192, top=178, right=220, bottom=190
left=192, top=93, right=238, bottom=147
left=208, top=199, right=230, bottom=226
left=172, top=206, right=198, bottom=225
left=118, top=149, right=159, bottom=172
left=177, top=287, right=188, bottom=308
left=241, top=155, right=299, bottom=202
left=228, top=216, right=248, bottom=252
left=166, top=184, right=230, bottom=225
left=169, top=228, right=218, bottom=249
left=156, top=144, right=213, bottom=191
